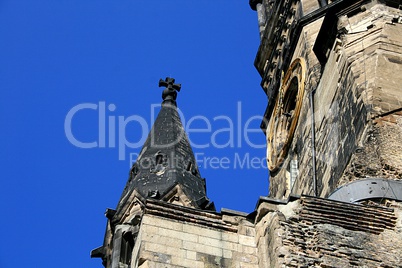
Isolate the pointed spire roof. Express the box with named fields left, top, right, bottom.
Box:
left=117, top=77, right=214, bottom=211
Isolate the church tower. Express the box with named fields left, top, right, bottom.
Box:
left=114, top=77, right=215, bottom=212
left=250, top=0, right=402, bottom=201
left=91, top=78, right=216, bottom=267
left=91, top=78, right=260, bottom=268
left=91, top=1, right=402, bottom=267
left=245, top=0, right=402, bottom=266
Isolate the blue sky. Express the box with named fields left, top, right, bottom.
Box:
left=0, top=1, right=268, bottom=267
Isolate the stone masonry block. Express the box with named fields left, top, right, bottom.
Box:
left=158, top=227, right=198, bottom=243
left=171, top=256, right=205, bottom=268
left=142, top=233, right=182, bottom=248
left=182, top=240, right=223, bottom=257
left=222, top=232, right=239, bottom=243
left=239, top=234, right=256, bottom=247
left=222, top=241, right=242, bottom=252
left=242, top=245, right=258, bottom=255
left=144, top=241, right=186, bottom=259
left=183, top=224, right=222, bottom=240
left=197, top=252, right=233, bottom=267
left=223, top=249, right=233, bottom=259
left=140, top=250, right=172, bottom=264
left=232, top=252, right=258, bottom=264
left=186, top=250, right=197, bottom=260
left=198, top=235, right=223, bottom=248
left=238, top=225, right=256, bottom=237
left=142, top=224, right=159, bottom=235
left=142, top=215, right=184, bottom=232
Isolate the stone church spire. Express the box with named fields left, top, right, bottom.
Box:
left=116, top=77, right=214, bottom=212
left=91, top=78, right=215, bottom=267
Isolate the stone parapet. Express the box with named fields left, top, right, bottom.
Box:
left=131, top=199, right=258, bottom=268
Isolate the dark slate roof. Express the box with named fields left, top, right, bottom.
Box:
left=116, top=78, right=214, bottom=212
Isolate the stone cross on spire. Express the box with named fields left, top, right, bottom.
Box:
left=159, top=77, right=181, bottom=103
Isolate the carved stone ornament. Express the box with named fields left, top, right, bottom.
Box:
left=267, top=57, right=306, bottom=171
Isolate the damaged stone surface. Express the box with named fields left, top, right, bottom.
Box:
left=96, top=194, right=402, bottom=268
left=255, top=196, right=402, bottom=268
left=258, top=0, right=402, bottom=199
left=340, top=112, right=402, bottom=185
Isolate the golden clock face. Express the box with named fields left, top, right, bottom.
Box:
left=267, top=57, right=306, bottom=172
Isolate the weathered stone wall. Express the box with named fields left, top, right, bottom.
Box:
left=340, top=112, right=402, bottom=186
left=267, top=16, right=325, bottom=198
left=295, top=37, right=368, bottom=197
left=267, top=2, right=402, bottom=199
left=126, top=196, right=402, bottom=268
left=255, top=196, right=402, bottom=267
left=338, top=4, right=402, bottom=187
left=130, top=202, right=258, bottom=268
left=105, top=195, right=402, bottom=268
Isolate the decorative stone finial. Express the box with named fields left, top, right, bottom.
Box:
left=159, top=77, right=181, bottom=102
